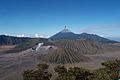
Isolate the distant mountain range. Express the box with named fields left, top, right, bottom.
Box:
left=0, top=35, right=48, bottom=45
left=0, top=35, right=48, bottom=53
left=0, top=28, right=118, bottom=46
left=0, top=35, right=32, bottom=45
left=50, top=28, right=118, bottom=43
left=0, top=27, right=119, bottom=54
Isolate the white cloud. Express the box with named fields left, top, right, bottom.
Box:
left=16, top=34, right=30, bottom=37
left=17, top=35, right=24, bottom=37
left=35, top=33, right=39, bottom=37
left=79, top=24, right=120, bottom=37
left=39, top=34, right=50, bottom=38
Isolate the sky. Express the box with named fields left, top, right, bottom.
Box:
left=0, top=0, right=120, bottom=39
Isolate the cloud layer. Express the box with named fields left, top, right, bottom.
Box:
left=79, top=24, right=120, bottom=37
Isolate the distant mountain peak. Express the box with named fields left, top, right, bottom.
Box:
left=61, top=26, right=71, bottom=33
left=50, top=26, right=77, bottom=40
left=49, top=27, right=118, bottom=43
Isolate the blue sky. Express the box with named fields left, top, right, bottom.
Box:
left=0, top=0, right=120, bottom=39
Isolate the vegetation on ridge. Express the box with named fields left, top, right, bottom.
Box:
left=23, top=59, right=120, bottom=80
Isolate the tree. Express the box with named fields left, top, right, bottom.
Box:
left=93, top=68, right=111, bottom=80
left=23, top=64, right=52, bottom=80
left=54, top=65, right=67, bottom=74
left=101, top=59, right=120, bottom=79
left=68, top=67, right=93, bottom=80
left=23, top=69, right=35, bottom=80
left=54, top=65, right=93, bottom=80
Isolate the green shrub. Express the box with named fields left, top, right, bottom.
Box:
left=23, top=64, right=52, bottom=80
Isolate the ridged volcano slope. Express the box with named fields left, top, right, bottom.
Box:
left=41, top=40, right=120, bottom=64
left=41, top=48, right=89, bottom=64
left=53, top=40, right=120, bottom=54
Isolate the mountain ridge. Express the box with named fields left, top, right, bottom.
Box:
left=0, top=35, right=32, bottom=45
left=50, top=28, right=118, bottom=43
